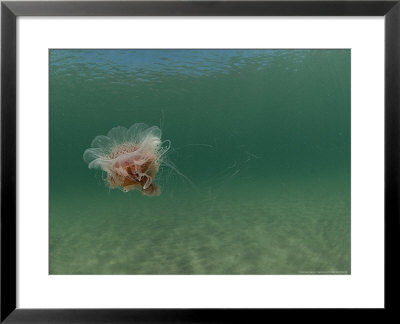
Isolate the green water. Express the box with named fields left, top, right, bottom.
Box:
left=49, top=49, right=350, bottom=274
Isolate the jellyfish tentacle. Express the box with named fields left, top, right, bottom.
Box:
left=142, top=173, right=152, bottom=190
left=158, top=139, right=171, bottom=157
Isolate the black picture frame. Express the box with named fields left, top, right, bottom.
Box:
left=1, top=0, right=399, bottom=322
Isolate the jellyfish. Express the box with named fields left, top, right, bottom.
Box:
left=83, top=123, right=171, bottom=196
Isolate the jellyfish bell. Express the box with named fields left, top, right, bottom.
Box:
left=83, top=123, right=170, bottom=196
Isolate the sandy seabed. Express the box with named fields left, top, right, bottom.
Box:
left=50, top=179, right=350, bottom=275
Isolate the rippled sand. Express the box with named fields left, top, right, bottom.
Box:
left=50, top=178, right=350, bottom=275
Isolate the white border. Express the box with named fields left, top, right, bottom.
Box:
left=17, top=17, right=384, bottom=308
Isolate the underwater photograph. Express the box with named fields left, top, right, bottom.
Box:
left=49, top=49, right=350, bottom=275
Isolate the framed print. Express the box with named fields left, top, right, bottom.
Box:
left=1, top=0, right=399, bottom=322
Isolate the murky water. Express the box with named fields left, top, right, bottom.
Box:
left=49, top=49, right=350, bottom=274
